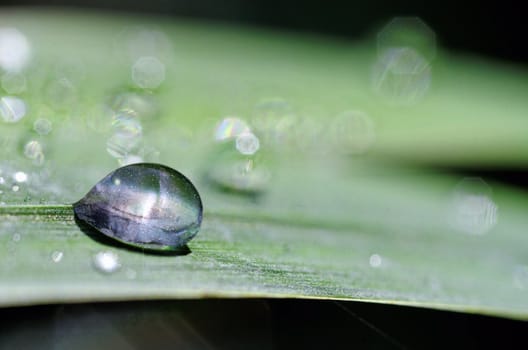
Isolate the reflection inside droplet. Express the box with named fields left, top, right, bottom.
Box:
left=0, top=96, right=27, bottom=123
left=92, top=251, right=121, bottom=274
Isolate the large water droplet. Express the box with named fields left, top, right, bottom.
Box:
left=0, top=96, right=26, bottom=123
left=74, top=163, right=203, bottom=250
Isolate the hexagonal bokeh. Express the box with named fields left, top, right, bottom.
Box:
left=377, top=17, right=437, bottom=62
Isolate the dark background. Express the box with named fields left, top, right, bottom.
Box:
left=1, top=0, right=526, bottom=64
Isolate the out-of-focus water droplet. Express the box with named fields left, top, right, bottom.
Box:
left=92, top=251, right=121, bottom=274
left=513, top=265, right=528, bottom=289
left=252, top=98, right=295, bottom=147
left=214, top=117, right=250, bottom=141
left=0, top=96, right=27, bottom=123
left=74, top=163, right=203, bottom=250
left=46, top=77, right=77, bottom=110
left=125, top=268, right=137, bottom=279
left=11, top=185, right=19, bottom=192
left=51, top=250, right=64, bottom=263
left=449, top=177, right=498, bottom=235
left=208, top=156, right=270, bottom=194
left=1, top=72, right=26, bottom=94
left=372, top=47, right=431, bottom=104
left=106, top=110, right=143, bottom=160
left=13, top=171, right=27, bottom=183
left=377, top=17, right=437, bottom=62
left=236, top=131, right=260, bottom=155
left=24, top=140, right=45, bottom=165
left=132, top=56, right=165, bottom=89
left=12, top=233, right=21, bottom=242
left=0, top=28, right=31, bottom=73
left=33, top=118, right=53, bottom=135
left=330, top=111, right=376, bottom=155
left=0, top=176, right=5, bottom=185
left=369, top=253, right=382, bottom=268
left=110, top=92, right=159, bottom=120
left=124, top=28, right=172, bottom=61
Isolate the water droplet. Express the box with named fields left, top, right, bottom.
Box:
left=92, top=251, right=121, bottom=274
left=11, top=185, right=19, bottom=192
left=33, top=118, right=53, bottom=135
left=236, top=131, right=260, bottom=155
left=208, top=157, right=270, bottom=194
left=0, top=28, right=31, bottom=73
left=369, top=254, right=382, bottom=268
left=1, top=72, right=26, bottom=94
left=74, top=163, right=203, bottom=250
left=252, top=98, right=295, bottom=147
left=24, top=140, right=45, bottom=164
left=377, top=17, right=436, bottom=62
left=449, top=178, right=498, bottom=235
left=0, top=96, right=27, bottom=123
left=330, top=111, right=376, bottom=155
left=106, top=110, right=143, bottom=160
left=46, top=77, right=77, bottom=111
left=214, top=117, right=250, bottom=141
left=132, top=56, right=165, bottom=89
left=372, top=47, right=431, bottom=104
left=13, top=171, right=27, bottom=183
left=0, top=176, right=5, bottom=185
left=12, top=233, right=21, bottom=242
left=51, top=250, right=64, bottom=263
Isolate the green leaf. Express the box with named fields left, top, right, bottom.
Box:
left=1, top=9, right=528, bottom=320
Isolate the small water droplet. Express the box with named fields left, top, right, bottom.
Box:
left=33, top=118, right=53, bottom=135
left=330, top=111, right=376, bottom=155
left=51, top=250, right=64, bottom=263
left=24, top=140, right=45, bottom=165
left=132, top=56, right=165, bottom=89
left=372, top=47, right=431, bottom=104
left=92, top=251, right=121, bottom=274
left=235, top=131, right=260, bottom=155
left=0, top=176, right=5, bottom=185
left=369, top=253, right=382, bottom=268
left=12, top=185, right=19, bottom=192
left=215, top=117, right=250, bottom=141
left=0, top=96, right=27, bottom=123
left=13, top=171, right=27, bottom=183
left=74, top=163, right=203, bottom=250
left=12, top=233, right=21, bottom=242
left=449, top=178, right=498, bottom=235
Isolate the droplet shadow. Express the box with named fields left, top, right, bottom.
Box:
left=74, top=215, right=192, bottom=256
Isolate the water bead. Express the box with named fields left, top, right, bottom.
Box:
left=73, top=163, right=203, bottom=250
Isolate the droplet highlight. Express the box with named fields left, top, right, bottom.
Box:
left=74, top=163, right=203, bottom=250
left=92, top=251, right=121, bottom=274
